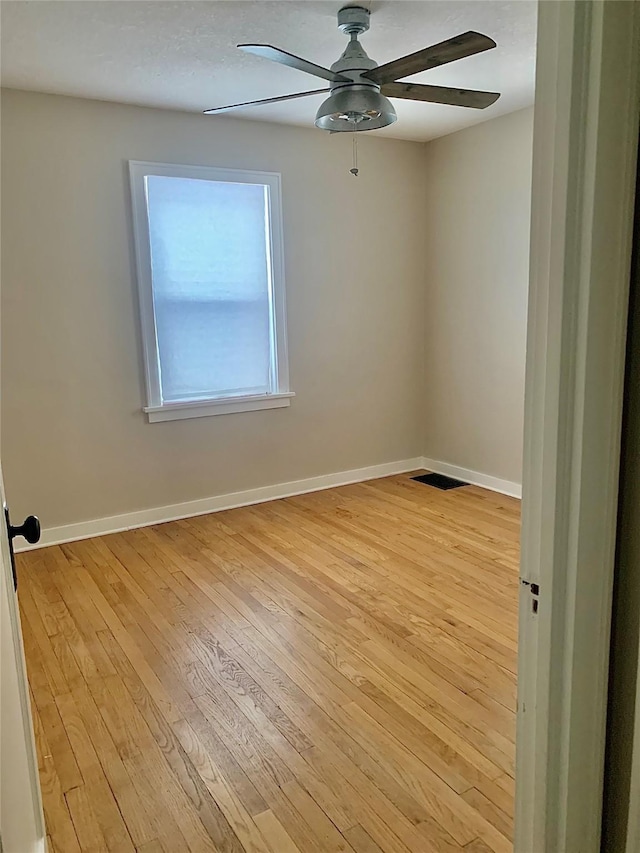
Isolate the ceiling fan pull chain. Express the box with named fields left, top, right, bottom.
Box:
left=350, top=129, right=359, bottom=177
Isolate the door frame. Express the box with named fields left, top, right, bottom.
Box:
left=516, top=1, right=640, bottom=851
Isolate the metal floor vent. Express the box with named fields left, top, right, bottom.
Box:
left=411, top=472, right=468, bottom=490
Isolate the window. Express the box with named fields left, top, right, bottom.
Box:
left=129, top=161, right=292, bottom=422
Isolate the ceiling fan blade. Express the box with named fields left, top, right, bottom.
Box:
left=363, top=31, right=496, bottom=85
left=382, top=81, right=500, bottom=109
left=238, top=44, right=351, bottom=83
left=203, top=88, right=330, bottom=115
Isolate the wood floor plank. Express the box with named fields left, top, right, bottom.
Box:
left=333, top=701, right=492, bottom=847
left=225, top=624, right=490, bottom=843
left=252, top=809, right=302, bottom=853
left=191, top=654, right=356, bottom=834
left=96, top=630, right=246, bottom=853
left=355, top=639, right=515, bottom=758
left=344, top=824, right=386, bottom=853
left=184, top=706, right=270, bottom=818
left=65, top=784, right=109, bottom=852
left=71, top=683, right=158, bottom=847
left=301, top=744, right=428, bottom=853
left=30, top=694, right=82, bottom=853
left=122, top=752, right=195, bottom=852
left=280, top=778, right=357, bottom=852
left=193, top=679, right=295, bottom=793
left=17, top=474, right=518, bottom=852
left=37, top=692, right=84, bottom=793
left=55, top=691, right=135, bottom=852
left=475, top=774, right=515, bottom=816
left=134, top=841, right=164, bottom=853
left=171, top=717, right=271, bottom=853
left=461, top=788, right=513, bottom=841
left=463, top=840, right=497, bottom=853
left=19, top=582, right=74, bottom=698
left=204, top=626, right=452, bottom=839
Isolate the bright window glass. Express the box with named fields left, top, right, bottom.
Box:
left=145, top=175, right=274, bottom=403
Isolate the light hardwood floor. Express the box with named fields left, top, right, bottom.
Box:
left=17, top=474, right=519, bottom=853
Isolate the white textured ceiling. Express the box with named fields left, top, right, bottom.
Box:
left=0, top=0, right=537, bottom=142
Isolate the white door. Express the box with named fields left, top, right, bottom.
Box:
left=0, top=464, right=46, bottom=852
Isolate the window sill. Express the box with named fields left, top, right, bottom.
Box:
left=144, top=392, right=295, bottom=423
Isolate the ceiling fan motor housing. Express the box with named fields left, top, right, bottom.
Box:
left=337, top=6, right=370, bottom=36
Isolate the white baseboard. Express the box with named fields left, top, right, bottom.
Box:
left=16, top=455, right=521, bottom=553
left=16, top=457, right=425, bottom=552
left=421, top=456, right=522, bottom=499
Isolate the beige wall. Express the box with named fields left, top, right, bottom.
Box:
left=1, top=89, right=427, bottom=528
left=422, top=108, right=533, bottom=485
left=1, top=91, right=533, bottom=530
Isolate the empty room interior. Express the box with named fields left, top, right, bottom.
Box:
left=0, top=1, right=536, bottom=851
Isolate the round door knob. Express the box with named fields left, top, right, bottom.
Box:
left=10, top=515, right=41, bottom=544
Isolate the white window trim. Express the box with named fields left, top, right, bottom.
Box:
left=128, top=160, right=292, bottom=423
left=143, top=392, right=295, bottom=423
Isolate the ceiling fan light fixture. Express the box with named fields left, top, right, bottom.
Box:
left=315, top=87, right=397, bottom=132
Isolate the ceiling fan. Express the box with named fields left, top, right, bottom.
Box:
left=204, top=5, right=500, bottom=133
